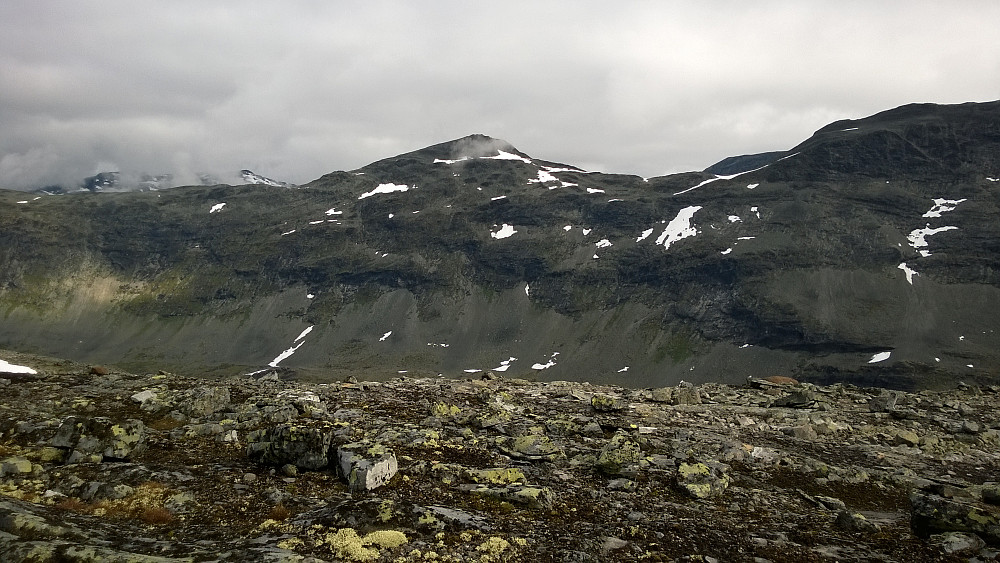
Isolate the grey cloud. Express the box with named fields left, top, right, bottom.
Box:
left=1, top=1, right=999, bottom=190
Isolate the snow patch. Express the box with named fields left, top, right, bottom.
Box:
left=595, top=239, right=612, bottom=249
left=325, top=208, right=344, bottom=216
left=379, top=331, right=392, bottom=342
left=524, top=283, right=530, bottom=297
left=281, top=229, right=297, bottom=236
left=922, top=198, right=966, bottom=218
left=492, top=357, right=517, bottom=372
left=908, top=225, right=958, bottom=256
left=531, top=352, right=559, bottom=370
left=868, top=351, right=892, bottom=364
left=720, top=248, right=733, bottom=255
left=490, top=195, right=507, bottom=201
left=586, top=188, right=605, bottom=194
left=746, top=183, right=759, bottom=190
left=636, top=228, right=654, bottom=242
left=0, top=359, right=36, bottom=374
left=750, top=206, right=760, bottom=219
left=617, top=366, right=629, bottom=373
left=490, top=224, right=517, bottom=239
left=653, top=206, right=702, bottom=250
left=359, top=183, right=411, bottom=200
left=486, top=150, right=532, bottom=164
left=563, top=225, right=572, bottom=232
left=898, top=263, right=918, bottom=285
left=209, top=203, right=226, bottom=213
left=728, top=215, right=741, bottom=223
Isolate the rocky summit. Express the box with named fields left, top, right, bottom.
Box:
left=1, top=351, right=999, bottom=561
left=2, top=101, right=1000, bottom=389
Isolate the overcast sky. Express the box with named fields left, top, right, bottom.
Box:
left=2, top=1, right=998, bottom=189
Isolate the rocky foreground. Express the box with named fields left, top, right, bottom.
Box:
left=0, top=351, right=999, bottom=562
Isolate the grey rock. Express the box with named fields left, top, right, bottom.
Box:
left=835, top=511, right=879, bottom=533
left=246, top=423, right=336, bottom=470
left=50, top=416, right=146, bottom=462
left=910, top=490, right=1000, bottom=544
left=335, top=442, right=398, bottom=492
left=676, top=461, right=730, bottom=499
left=929, top=531, right=987, bottom=554
left=868, top=391, right=900, bottom=413
left=770, top=390, right=817, bottom=409
left=177, top=386, right=231, bottom=418
left=595, top=433, right=641, bottom=475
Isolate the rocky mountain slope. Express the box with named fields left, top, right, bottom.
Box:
left=1, top=350, right=998, bottom=561
left=1, top=101, right=999, bottom=389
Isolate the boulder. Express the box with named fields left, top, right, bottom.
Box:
left=910, top=489, right=1000, bottom=545
left=595, top=432, right=641, bottom=475
left=675, top=461, right=730, bottom=499
left=336, top=442, right=398, bottom=492
left=49, top=416, right=146, bottom=463
left=245, top=423, right=335, bottom=470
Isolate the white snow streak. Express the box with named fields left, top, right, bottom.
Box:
left=269, top=342, right=304, bottom=367
left=898, top=262, right=918, bottom=285
left=490, top=195, right=507, bottom=201
left=325, top=208, right=344, bottom=215
left=209, top=203, right=226, bottom=213
left=746, top=183, right=759, bottom=190
left=653, top=206, right=703, bottom=250
left=587, top=188, right=605, bottom=194
left=728, top=215, right=741, bottom=223
left=0, top=359, right=36, bottom=374
left=379, top=331, right=392, bottom=342
left=617, top=366, right=629, bottom=373
left=674, top=165, right=769, bottom=196
left=868, top=351, right=892, bottom=363
left=636, top=228, right=654, bottom=242
left=720, top=248, right=733, bottom=255
left=492, top=357, right=518, bottom=372
left=294, top=326, right=314, bottom=343
left=491, top=224, right=517, bottom=239
left=359, top=183, right=411, bottom=200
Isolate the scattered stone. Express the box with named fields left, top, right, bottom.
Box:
left=499, top=434, right=563, bottom=462
left=591, top=394, right=627, bottom=412
left=89, top=366, right=109, bottom=376
left=910, top=489, right=1000, bottom=544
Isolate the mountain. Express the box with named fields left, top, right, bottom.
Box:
left=2, top=102, right=999, bottom=389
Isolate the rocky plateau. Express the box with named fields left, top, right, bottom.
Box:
left=1, top=350, right=999, bottom=561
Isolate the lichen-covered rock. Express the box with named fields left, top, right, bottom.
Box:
left=591, top=394, right=627, bottom=412
left=673, top=384, right=702, bottom=405
left=835, top=511, right=879, bottom=533
left=595, top=432, right=641, bottom=475
left=49, top=416, right=146, bottom=463
left=676, top=462, right=730, bottom=499
left=910, top=490, right=1000, bottom=545
left=499, top=434, right=562, bottom=462
left=336, top=442, right=398, bottom=492
left=176, top=386, right=231, bottom=418
left=0, top=457, right=33, bottom=477
left=246, top=423, right=336, bottom=470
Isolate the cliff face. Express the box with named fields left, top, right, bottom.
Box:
left=2, top=102, right=1000, bottom=389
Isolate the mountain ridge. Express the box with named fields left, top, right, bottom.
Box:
left=2, top=100, right=999, bottom=390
